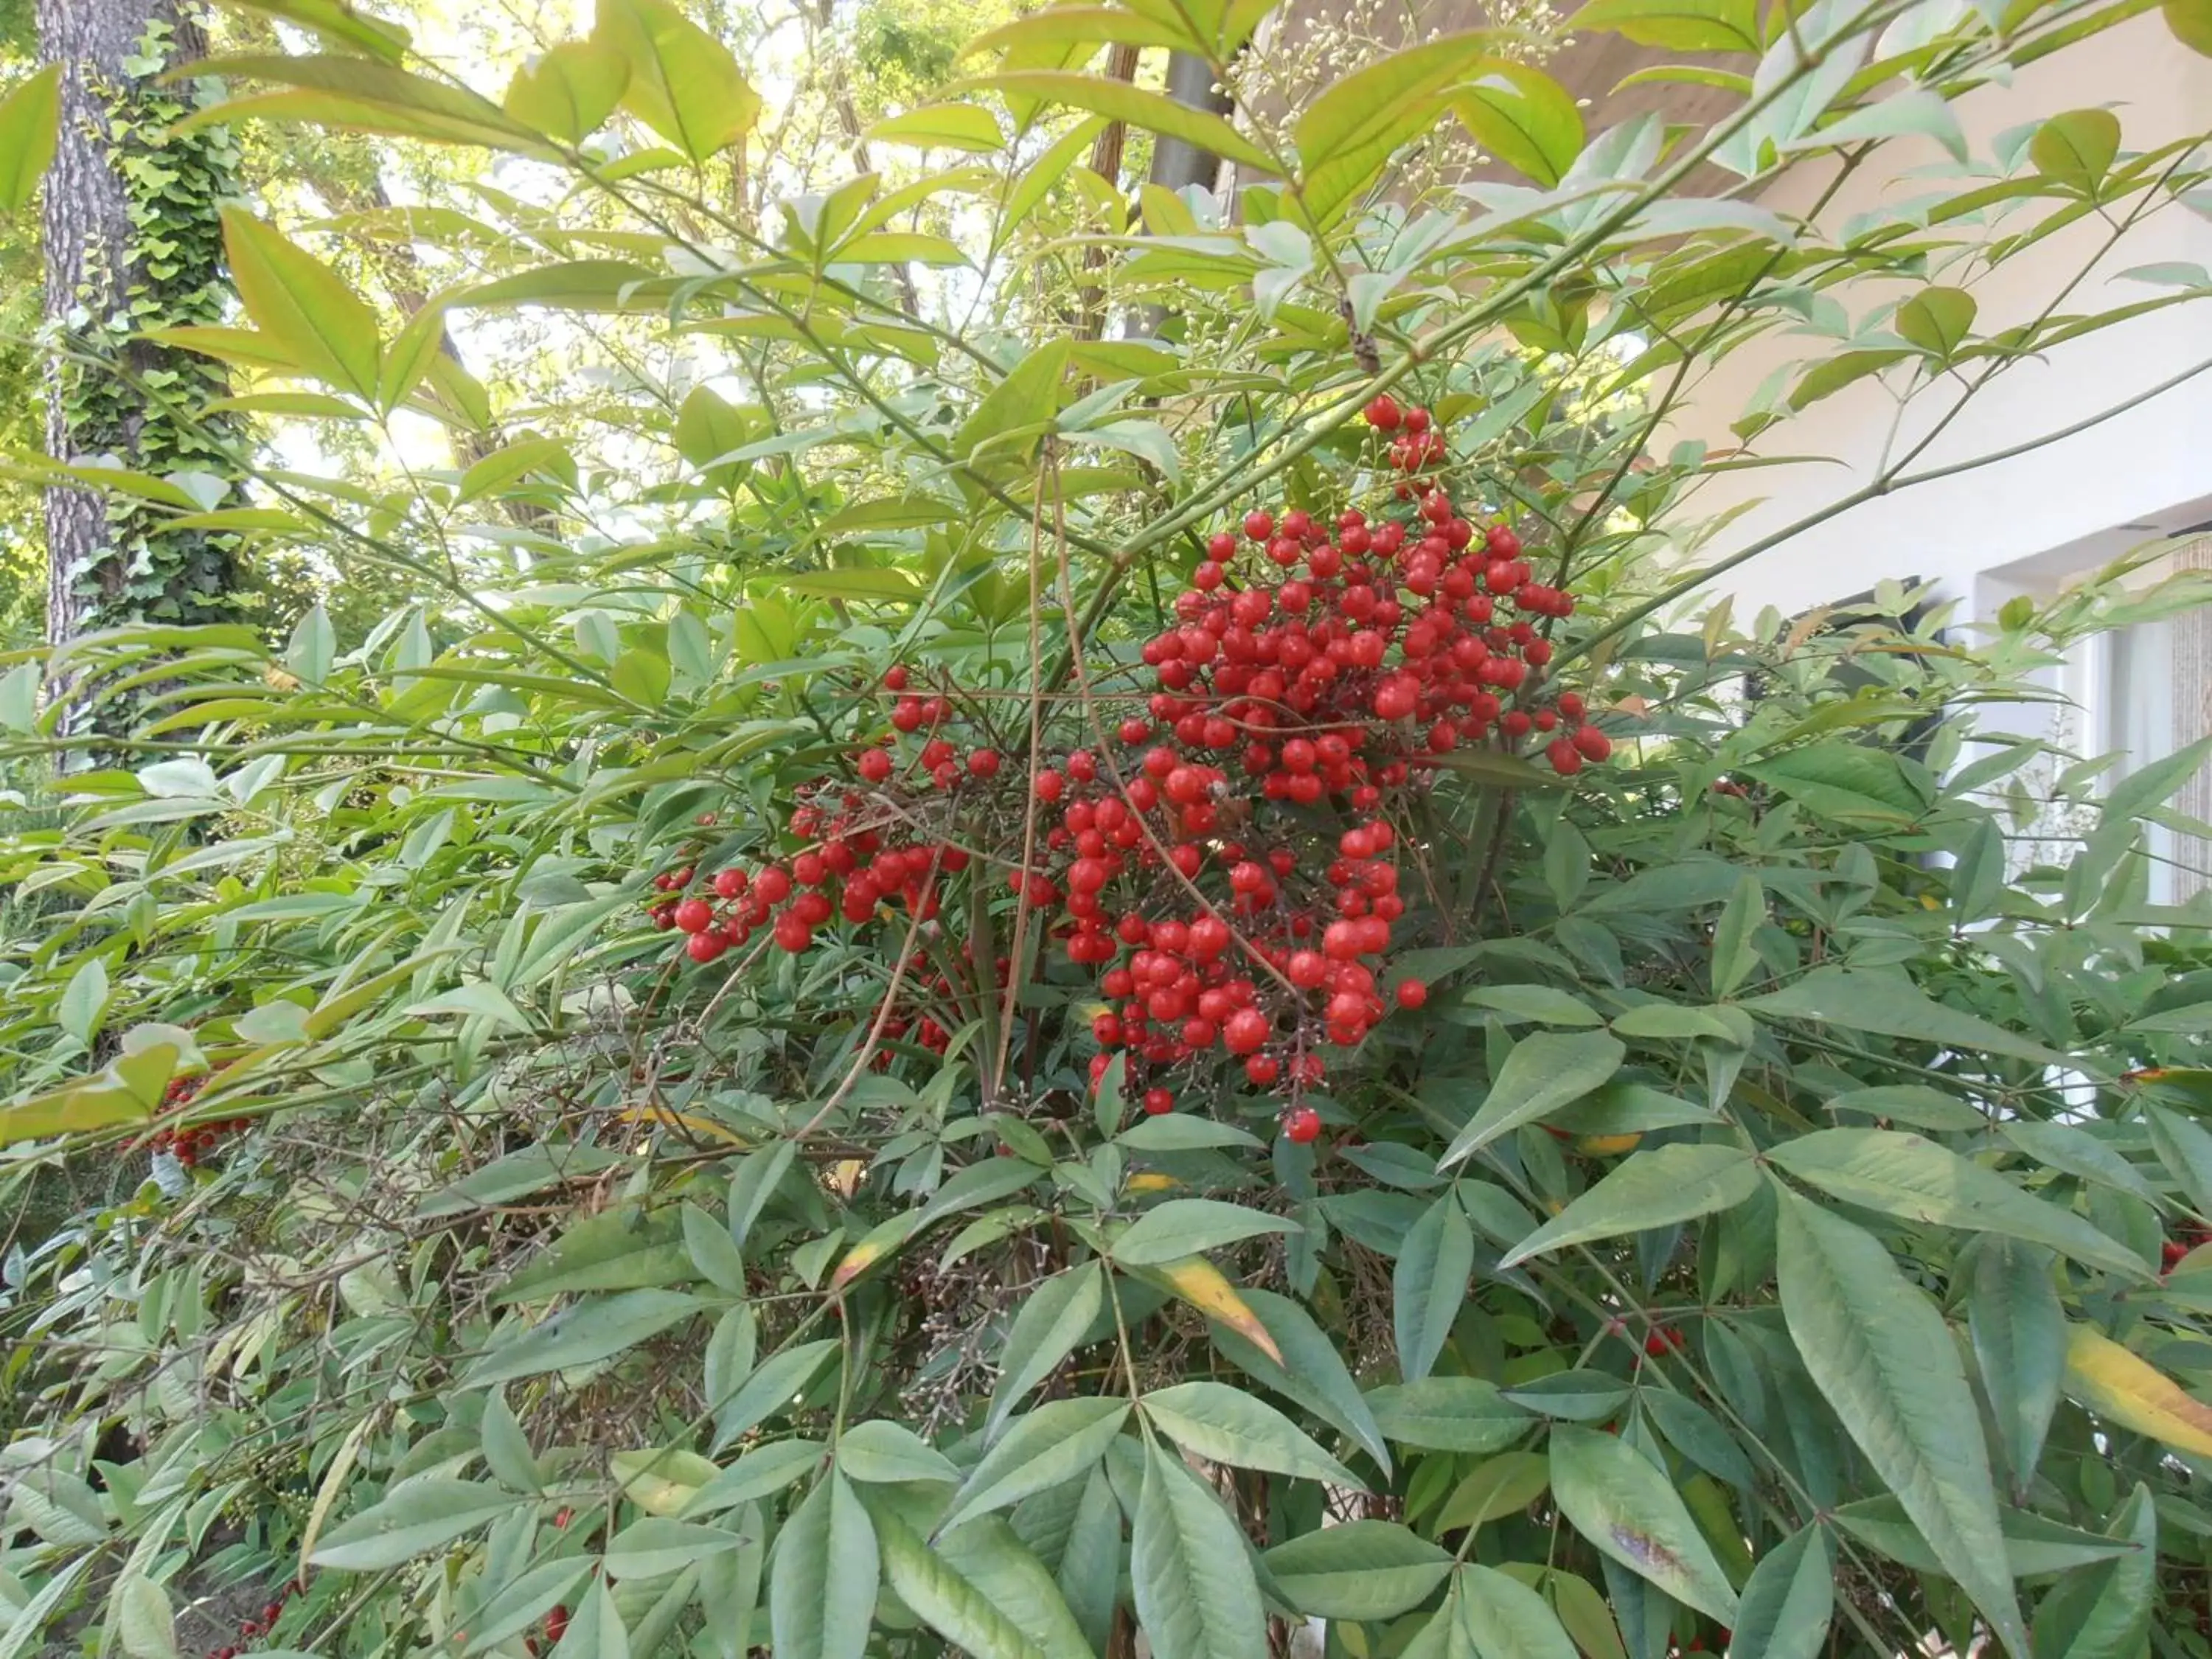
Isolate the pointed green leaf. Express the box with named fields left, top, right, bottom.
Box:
left=1767, top=1129, right=2146, bottom=1279
left=462, top=1290, right=701, bottom=1388
left=504, top=40, right=629, bottom=142
left=1458, top=1562, right=1580, bottom=1659
left=220, top=207, right=381, bottom=399
left=988, top=1264, right=1105, bottom=1439
left=1969, top=1239, right=2065, bottom=1494
left=0, top=66, right=60, bottom=215
left=1439, top=1031, right=1627, bottom=1168
left=942, top=1399, right=1130, bottom=1534
left=872, top=1503, right=1068, bottom=1659
left=1396, top=1192, right=1475, bottom=1382
left=1367, top=1377, right=1532, bottom=1452
left=1142, top=1380, right=1364, bottom=1487
left=957, top=72, right=1275, bottom=173
left=594, top=0, right=759, bottom=160
left=1132, top=1439, right=1267, bottom=1659
left=2028, top=1484, right=2154, bottom=1659
left=1775, top=1190, right=2025, bottom=1656
left=1724, top=1526, right=1830, bottom=1659
left=307, top=1476, right=524, bottom=1571
left=1262, top=1521, right=1452, bottom=1621
left=769, top=1472, right=877, bottom=1659
left=1113, top=1199, right=1298, bottom=1267
left=1550, top=1425, right=1739, bottom=1623
left=1500, top=1144, right=1759, bottom=1267
left=1743, top=968, right=2062, bottom=1066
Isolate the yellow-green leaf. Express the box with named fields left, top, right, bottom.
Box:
left=863, top=103, right=1004, bottom=152
left=504, top=41, right=630, bottom=142
left=594, top=0, right=760, bottom=161
left=957, top=72, right=1276, bottom=173
left=1566, top=0, right=1759, bottom=52
left=2030, top=108, right=2121, bottom=195
left=220, top=208, right=382, bottom=399
left=0, top=65, right=61, bottom=216
left=2063, top=1324, right=2212, bottom=1458
left=1450, top=61, right=1584, bottom=187
left=1293, top=33, right=1505, bottom=225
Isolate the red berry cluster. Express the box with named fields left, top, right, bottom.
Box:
left=658, top=401, right=1609, bottom=1144
left=203, top=1585, right=292, bottom=1658
left=136, top=1074, right=249, bottom=1168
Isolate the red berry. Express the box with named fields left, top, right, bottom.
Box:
left=1283, top=1106, right=1322, bottom=1144
left=969, top=748, right=1002, bottom=779
left=672, top=897, right=713, bottom=933
left=1244, top=510, right=1274, bottom=542
left=883, top=664, right=909, bottom=690
left=773, top=913, right=813, bottom=953
left=755, top=867, right=793, bottom=903
left=1364, top=394, right=1401, bottom=431
left=1547, top=737, right=1582, bottom=776
left=1223, top=1007, right=1270, bottom=1054
left=1395, top=978, right=1428, bottom=1009
left=1142, top=1087, right=1175, bottom=1116
left=1206, top=530, right=1237, bottom=560
left=1574, top=726, right=1613, bottom=762
left=858, top=748, right=894, bottom=782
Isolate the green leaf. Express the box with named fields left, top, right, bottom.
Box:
left=987, top=1264, right=1104, bottom=1439
left=1788, top=86, right=1966, bottom=163
left=459, top=437, right=572, bottom=504
left=2168, top=0, right=2212, bottom=53
left=1464, top=984, right=1604, bottom=1026
left=837, top=1420, right=960, bottom=1485
left=603, top=1516, right=744, bottom=1579
left=953, top=338, right=1071, bottom=462
left=1434, top=1450, right=1552, bottom=1531
left=1767, top=1130, right=2146, bottom=1279
left=1210, top=1286, right=1392, bottom=1472
left=1450, top=61, right=1584, bottom=187
left=1724, top=1526, right=1832, bottom=1659
left=0, top=660, right=38, bottom=733
left=1742, top=744, right=1925, bottom=823
left=865, top=103, right=1004, bottom=151
left=1395, top=1192, right=1475, bottom=1382
left=1142, top=1380, right=1363, bottom=1487
left=0, top=66, right=60, bottom=215
left=2030, top=108, right=2121, bottom=193
left=1775, top=1189, right=2025, bottom=1656
left=549, top=1579, right=628, bottom=1659
left=769, top=1473, right=877, bottom=1659
left=504, top=40, right=630, bottom=142
left=712, top=1339, right=839, bottom=1449
left=872, top=1504, right=1068, bottom=1659
left=1500, top=1371, right=1631, bottom=1422
left=480, top=1388, right=542, bottom=1493
left=1500, top=1144, right=1759, bottom=1267
left=1710, top=872, right=1764, bottom=999
left=286, top=603, right=335, bottom=684
left=942, top=1399, right=1130, bottom=1533
left=1969, top=1240, right=2065, bottom=1495
left=1262, top=1521, right=1452, bottom=1621
left=57, top=958, right=110, bottom=1047
left=594, top=0, right=760, bottom=160
left=1293, top=33, right=1507, bottom=223
left=1896, top=287, right=1978, bottom=359
left=1550, top=1426, right=1739, bottom=1624
left=1830, top=1495, right=2140, bottom=1578
left=1642, top=1392, right=1754, bottom=1490
left=1132, top=1439, right=1268, bottom=1659
left=2028, top=1484, right=2154, bottom=1659
left=933, top=1513, right=1096, bottom=1659
left=1113, top=1199, right=1298, bottom=1266
left=1458, top=1563, right=1580, bottom=1659
left=462, top=1290, right=701, bottom=1387
left=308, top=1476, right=524, bottom=1571
left=959, top=72, right=1274, bottom=172
left=1439, top=1030, right=1627, bottom=1168
left=1743, top=967, right=2062, bottom=1066
left=1566, top=0, right=1759, bottom=50
left=686, top=1439, right=824, bottom=1513
left=1366, top=1377, right=1532, bottom=1452
left=219, top=207, right=381, bottom=399
left=114, top=1573, right=177, bottom=1659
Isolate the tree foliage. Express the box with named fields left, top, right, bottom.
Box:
left=1, top=0, right=2211, bottom=1654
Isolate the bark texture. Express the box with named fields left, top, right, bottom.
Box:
left=38, top=0, right=239, bottom=648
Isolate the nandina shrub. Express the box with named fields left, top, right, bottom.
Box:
left=1, top=0, right=2211, bottom=1656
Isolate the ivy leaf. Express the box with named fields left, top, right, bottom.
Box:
left=1775, top=1190, right=2025, bottom=1655
left=1767, top=1129, right=2146, bottom=1279
left=769, top=1474, right=876, bottom=1659
left=1394, top=1192, right=1475, bottom=1382
left=1439, top=1030, right=1627, bottom=1169
left=0, top=65, right=60, bottom=216
left=220, top=208, right=382, bottom=400
left=1132, top=1439, right=1268, bottom=1659
left=1549, top=1426, right=1739, bottom=1624
left=1724, top=1526, right=1832, bottom=1659
left=1500, top=1144, right=1760, bottom=1267
left=594, top=0, right=760, bottom=161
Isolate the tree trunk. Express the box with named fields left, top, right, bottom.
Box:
left=38, top=0, right=243, bottom=651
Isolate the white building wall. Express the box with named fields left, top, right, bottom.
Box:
left=1658, top=11, right=2212, bottom=625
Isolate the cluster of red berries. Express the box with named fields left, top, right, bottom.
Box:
left=2163, top=1228, right=2210, bottom=1271
left=202, top=1585, right=291, bottom=1658
left=136, top=1075, right=249, bottom=1168
left=658, top=400, right=1609, bottom=1144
